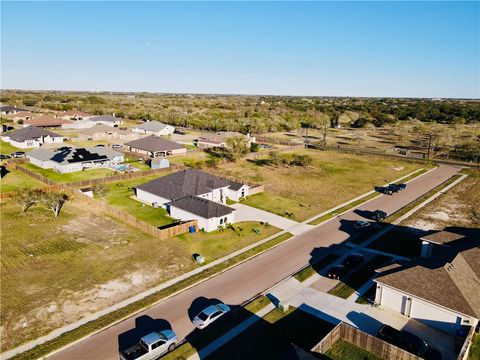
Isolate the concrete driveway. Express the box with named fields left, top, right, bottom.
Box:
left=230, top=203, right=314, bottom=235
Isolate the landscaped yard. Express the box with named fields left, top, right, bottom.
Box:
left=210, top=149, right=423, bottom=221
left=324, top=339, right=383, bottom=360
left=103, top=174, right=175, bottom=227
left=207, top=306, right=335, bottom=360
left=0, top=167, right=44, bottom=193
left=20, top=163, right=116, bottom=183
left=176, top=221, right=280, bottom=262
left=0, top=139, right=21, bottom=154
left=0, top=199, right=194, bottom=351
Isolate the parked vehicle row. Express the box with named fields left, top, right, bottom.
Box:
left=119, top=302, right=231, bottom=360
left=1, top=151, right=26, bottom=160
left=376, top=183, right=407, bottom=195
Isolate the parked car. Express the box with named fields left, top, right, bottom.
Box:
left=192, top=303, right=231, bottom=329
left=95, top=144, right=105, bottom=147
left=343, top=253, right=364, bottom=268
left=375, top=186, right=393, bottom=195
left=119, top=330, right=177, bottom=360
left=112, top=144, right=123, bottom=149
left=11, top=151, right=26, bottom=158
left=326, top=265, right=348, bottom=280
left=395, top=183, right=407, bottom=190
left=173, top=129, right=186, bottom=135
left=387, top=184, right=400, bottom=193
left=353, top=220, right=371, bottom=229
left=371, top=210, right=387, bottom=222
left=0, top=154, right=11, bottom=160
left=377, top=325, right=441, bottom=360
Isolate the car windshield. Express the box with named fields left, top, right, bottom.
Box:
left=140, top=340, right=149, bottom=350
left=197, top=312, right=209, bottom=321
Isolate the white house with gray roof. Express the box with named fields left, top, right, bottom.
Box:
left=27, top=146, right=124, bottom=173
left=132, top=121, right=175, bottom=136
left=1, top=126, right=64, bottom=148
left=135, top=169, right=246, bottom=232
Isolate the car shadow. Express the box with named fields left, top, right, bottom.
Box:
left=117, top=315, right=172, bottom=352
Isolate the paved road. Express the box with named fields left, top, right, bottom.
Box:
left=48, top=165, right=459, bottom=360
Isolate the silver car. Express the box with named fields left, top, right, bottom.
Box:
left=192, top=303, right=231, bottom=329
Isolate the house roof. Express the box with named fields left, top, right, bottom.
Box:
left=136, top=169, right=231, bottom=201
left=6, top=111, right=34, bottom=119
left=77, top=124, right=118, bottom=136
left=59, top=110, right=92, bottom=117
left=228, top=179, right=245, bottom=191
left=197, top=137, right=225, bottom=145
left=91, top=115, right=122, bottom=123
left=27, top=146, right=122, bottom=165
left=125, top=135, right=184, bottom=153
left=169, top=195, right=234, bottom=219
left=3, top=126, right=62, bottom=142
left=24, top=115, right=73, bottom=127
left=133, top=121, right=171, bottom=132
left=375, top=231, right=480, bottom=318
left=1, top=105, right=28, bottom=112
left=420, top=231, right=465, bottom=245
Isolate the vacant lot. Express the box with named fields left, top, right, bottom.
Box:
left=403, top=170, right=479, bottom=231
left=0, top=167, right=44, bottom=193
left=20, top=163, right=115, bottom=183
left=211, top=149, right=422, bottom=221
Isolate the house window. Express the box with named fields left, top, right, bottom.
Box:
left=220, top=218, right=223, bottom=224
left=224, top=217, right=228, bottom=224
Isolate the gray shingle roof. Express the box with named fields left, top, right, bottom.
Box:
left=125, top=135, right=184, bottom=153
left=91, top=115, right=122, bottom=123
left=27, top=146, right=122, bottom=165
left=3, top=126, right=61, bottom=142
left=375, top=231, right=480, bottom=318
left=169, top=195, right=234, bottom=219
left=1, top=105, right=28, bottom=112
left=133, top=121, right=171, bottom=132
left=136, top=169, right=231, bottom=201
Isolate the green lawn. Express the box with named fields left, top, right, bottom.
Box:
left=209, top=150, right=423, bottom=221
left=207, top=306, right=335, bottom=360
left=0, top=168, right=44, bottom=193
left=468, top=333, right=480, bottom=360
left=21, top=163, right=115, bottom=183
left=176, top=222, right=280, bottom=262
left=0, top=140, right=21, bottom=154
left=103, top=174, right=175, bottom=227
left=325, top=339, right=383, bottom=360
left=328, top=255, right=390, bottom=299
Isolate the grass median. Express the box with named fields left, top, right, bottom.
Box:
left=9, top=232, right=293, bottom=360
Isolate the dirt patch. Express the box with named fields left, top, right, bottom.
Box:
left=60, top=213, right=129, bottom=245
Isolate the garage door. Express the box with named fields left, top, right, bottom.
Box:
left=381, top=287, right=407, bottom=315
left=409, top=297, right=460, bottom=335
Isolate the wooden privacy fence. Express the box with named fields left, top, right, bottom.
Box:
left=312, top=322, right=422, bottom=360
left=255, top=135, right=302, bottom=147
left=11, top=162, right=58, bottom=185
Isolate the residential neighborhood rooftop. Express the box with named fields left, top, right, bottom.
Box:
left=375, top=230, right=480, bottom=318
left=136, top=169, right=231, bottom=201
left=28, top=146, right=122, bottom=164
left=24, top=115, right=73, bottom=127
left=2, top=126, right=61, bottom=142
left=169, top=195, right=234, bottom=219
left=90, top=115, right=122, bottom=123
left=125, top=135, right=184, bottom=153
left=420, top=230, right=466, bottom=245
left=133, top=120, right=171, bottom=131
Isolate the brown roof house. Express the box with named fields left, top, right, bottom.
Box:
left=135, top=169, right=245, bottom=232
left=24, top=115, right=73, bottom=128
left=374, top=230, right=480, bottom=335
left=125, top=135, right=186, bottom=157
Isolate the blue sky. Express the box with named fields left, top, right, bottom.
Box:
left=1, top=1, right=479, bottom=98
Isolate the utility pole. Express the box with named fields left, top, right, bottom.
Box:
left=427, top=133, right=433, bottom=160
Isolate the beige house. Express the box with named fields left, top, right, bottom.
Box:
left=125, top=135, right=186, bottom=157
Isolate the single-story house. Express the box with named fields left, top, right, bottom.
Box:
left=135, top=169, right=243, bottom=231
left=225, top=180, right=249, bottom=201
left=194, top=132, right=256, bottom=149
left=374, top=230, right=480, bottom=335
left=132, top=121, right=175, bottom=136
left=168, top=195, right=235, bottom=232
left=58, top=110, right=93, bottom=120
left=125, top=135, right=186, bottom=157
left=1, top=126, right=64, bottom=148
left=0, top=105, right=28, bottom=115
left=73, top=124, right=141, bottom=141
left=5, top=111, right=35, bottom=122
left=24, top=115, right=73, bottom=128
left=90, top=115, right=123, bottom=127
left=27, top=146, right=124, bottom=173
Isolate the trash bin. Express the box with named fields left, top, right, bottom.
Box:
left=278, top=301, right=289, bottom=312
left=189, top=225, right=196, bottom=233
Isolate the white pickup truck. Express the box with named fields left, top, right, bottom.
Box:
left=119, top=330, right=177, bottom=360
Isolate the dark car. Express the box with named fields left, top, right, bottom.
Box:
left=95, top=144, right=105, bottom=147
left=11, top=151, right=26, bottom=158
left=372, top=210, right=387, bottom=222
left=0, top=154, right=11, bottom=160
left=375, top=186, right=393, bottom=195
left=395, top=183, right=407, bottom=190
left=387, top=184, right=400, bottom=193
left=343, top=253, right=364, bottom=268
left=326, top=265, right=347, bottom=280
left=378, top=325, right=442, bottom=360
